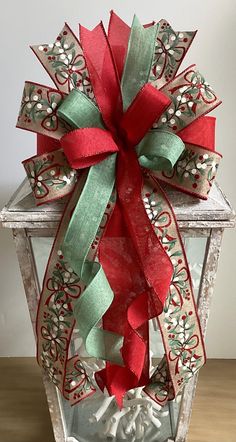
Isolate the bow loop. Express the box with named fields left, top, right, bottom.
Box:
left=57, top=88, right=105, bottom=129
left=60, top=128, right=119, bottom=169
left=137, top=129, right=185, bottom=171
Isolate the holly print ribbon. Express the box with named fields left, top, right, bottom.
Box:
left=17, top=12, right=221, bottom=407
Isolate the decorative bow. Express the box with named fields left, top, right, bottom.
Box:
left=17, top=12, right=222, bottom=407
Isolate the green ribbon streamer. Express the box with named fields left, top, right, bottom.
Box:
left=121, top=18, right=185, bottom=171
left=73, top=261, right=123, bottom=362
left=121, top=16, right=159, bottom=110
left=62, top=157, right=124, bottom=364
left=58, top=92, right=123, bottom=365
left=57, top=16, right=184, bottom=366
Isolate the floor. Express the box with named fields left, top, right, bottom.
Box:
left=0, top=358, right=235, bottom=442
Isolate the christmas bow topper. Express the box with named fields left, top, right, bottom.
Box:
left=17, top=12, right=221, bottom=407
left=18, top=16, right=221, bottom=205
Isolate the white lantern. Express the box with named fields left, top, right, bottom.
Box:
left=1, top=179, right=234, bottom=442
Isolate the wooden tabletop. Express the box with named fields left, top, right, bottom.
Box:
left=0, top=358, right=235, bottom=442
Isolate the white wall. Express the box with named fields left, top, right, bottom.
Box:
left=0, top=0, right=235, bottom=358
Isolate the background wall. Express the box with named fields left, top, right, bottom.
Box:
left=0, top=0, right=235, bottom=358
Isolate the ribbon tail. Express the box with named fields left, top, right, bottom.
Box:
left=97, top=148, right=173, bottom=405
left=61, top=154, right=124, bottom=364
left=141, top=175, right=206, bottom=405
left=57, top=89, right=125, bottom=365
left=74, top=261, right=123, bottom=364
left=108, top=11, right=131, bottom=80
left=98, top=204, right=150, bottom=405
left=79, top=21, right=123, bottom=130
left=117, top=148, right=173, bottom=308
left=36, top=177, right=97, bottom=406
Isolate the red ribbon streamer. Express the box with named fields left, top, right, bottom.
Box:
left=77, top=18, right=174, bottom=406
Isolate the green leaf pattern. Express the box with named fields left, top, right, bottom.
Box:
left=31, top=23, right=94, bottom=97
left=154, top=67, right=219, bottom=133
left=17, top=82, right=70, bottom=138
left=23, top=150, right=77, bottom=203
left=142, top=175, right=205, bottom=403
left=151, top=19, right=196, bottom=88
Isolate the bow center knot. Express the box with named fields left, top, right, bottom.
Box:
left=57, top=83, right=174, bottom=170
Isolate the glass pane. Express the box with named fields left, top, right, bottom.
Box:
left=31, top=237, right=54, bottom=285
left=30, top=235, right=208, bottom=442
left=184, top=236, right=207, bottom=300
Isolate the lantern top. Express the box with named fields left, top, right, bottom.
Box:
left=0, top=179, right=235, bottom=229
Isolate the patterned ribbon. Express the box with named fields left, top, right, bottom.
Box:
left=17, top=12, right=222, bottom=407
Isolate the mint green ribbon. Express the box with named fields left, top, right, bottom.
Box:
left=59, top=90, right=123, bottom=364
left=57, top=88, right=104, bottom=129
left=57, top=16, right=184, bottom=365
left=122, top=16, right=159, bottom=109
left=122, top=16, right=185, bottom=170
left=137, top=129, right=185, bottom=171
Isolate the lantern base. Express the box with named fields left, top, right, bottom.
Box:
left=60, top=386, right=179, bottom=442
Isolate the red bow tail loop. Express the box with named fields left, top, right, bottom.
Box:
left=60, top=127, right=119, bottom=169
